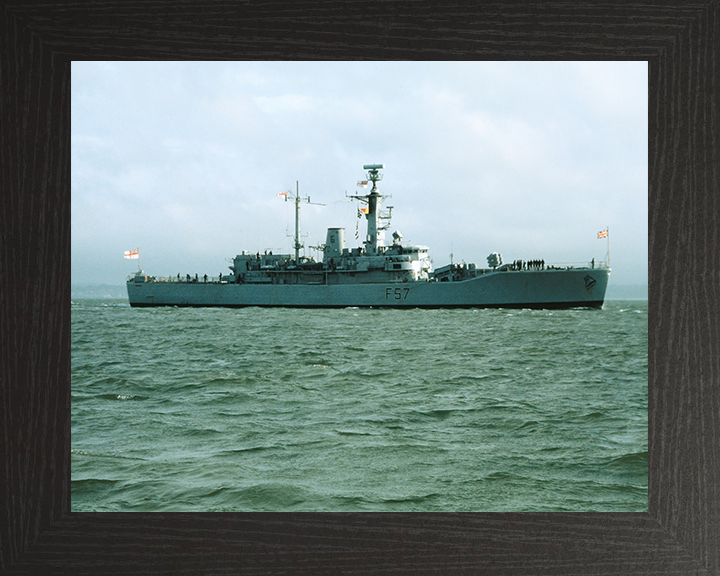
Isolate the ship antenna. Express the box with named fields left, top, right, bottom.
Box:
left=279, top=181, right=324, bottom=266
left=606, top=225, right=610, bottom=268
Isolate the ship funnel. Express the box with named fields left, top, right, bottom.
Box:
left=324, top=228, right=346, bottom=261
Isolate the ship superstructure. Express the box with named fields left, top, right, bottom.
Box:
left=127, top=164, right=610, bottom=308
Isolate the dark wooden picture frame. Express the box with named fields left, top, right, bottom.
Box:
left=2, top=2, right=717, bottom=574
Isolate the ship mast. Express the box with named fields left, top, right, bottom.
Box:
left=350, top=163, right=389, bottom=254
left=293, top=181, right=302, bottom=264
left=280, top=182, right=324, bottom=266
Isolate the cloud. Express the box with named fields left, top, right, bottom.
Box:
left=71, top=62, right=647, bottom=286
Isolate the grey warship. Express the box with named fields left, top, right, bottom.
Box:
left=127, top=164, right=610, bottom=308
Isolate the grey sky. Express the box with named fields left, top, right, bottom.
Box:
left=71, top=61, right=647, bottom=286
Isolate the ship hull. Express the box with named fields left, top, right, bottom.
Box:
left=127, top=268, right=609, bottom=309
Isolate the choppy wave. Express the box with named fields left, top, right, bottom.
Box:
left=72, top=299, right=647, bottom=512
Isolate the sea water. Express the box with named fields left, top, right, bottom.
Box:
left=71, top=299, right=648, bottom=512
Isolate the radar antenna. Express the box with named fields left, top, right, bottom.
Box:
left=363, top=164, right=384, bottom=186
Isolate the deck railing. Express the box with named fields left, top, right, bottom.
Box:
left=128, top=275, right=228, bottom=283
left=129, top=260, right=609, bottom=284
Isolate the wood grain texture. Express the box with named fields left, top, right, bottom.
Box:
left=1, top=1, right=717, bottom=574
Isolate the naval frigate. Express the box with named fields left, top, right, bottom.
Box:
left=127, top=164, right=610, bottom=308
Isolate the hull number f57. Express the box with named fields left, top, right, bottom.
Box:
left=386, top=287, right=410, bottom=300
